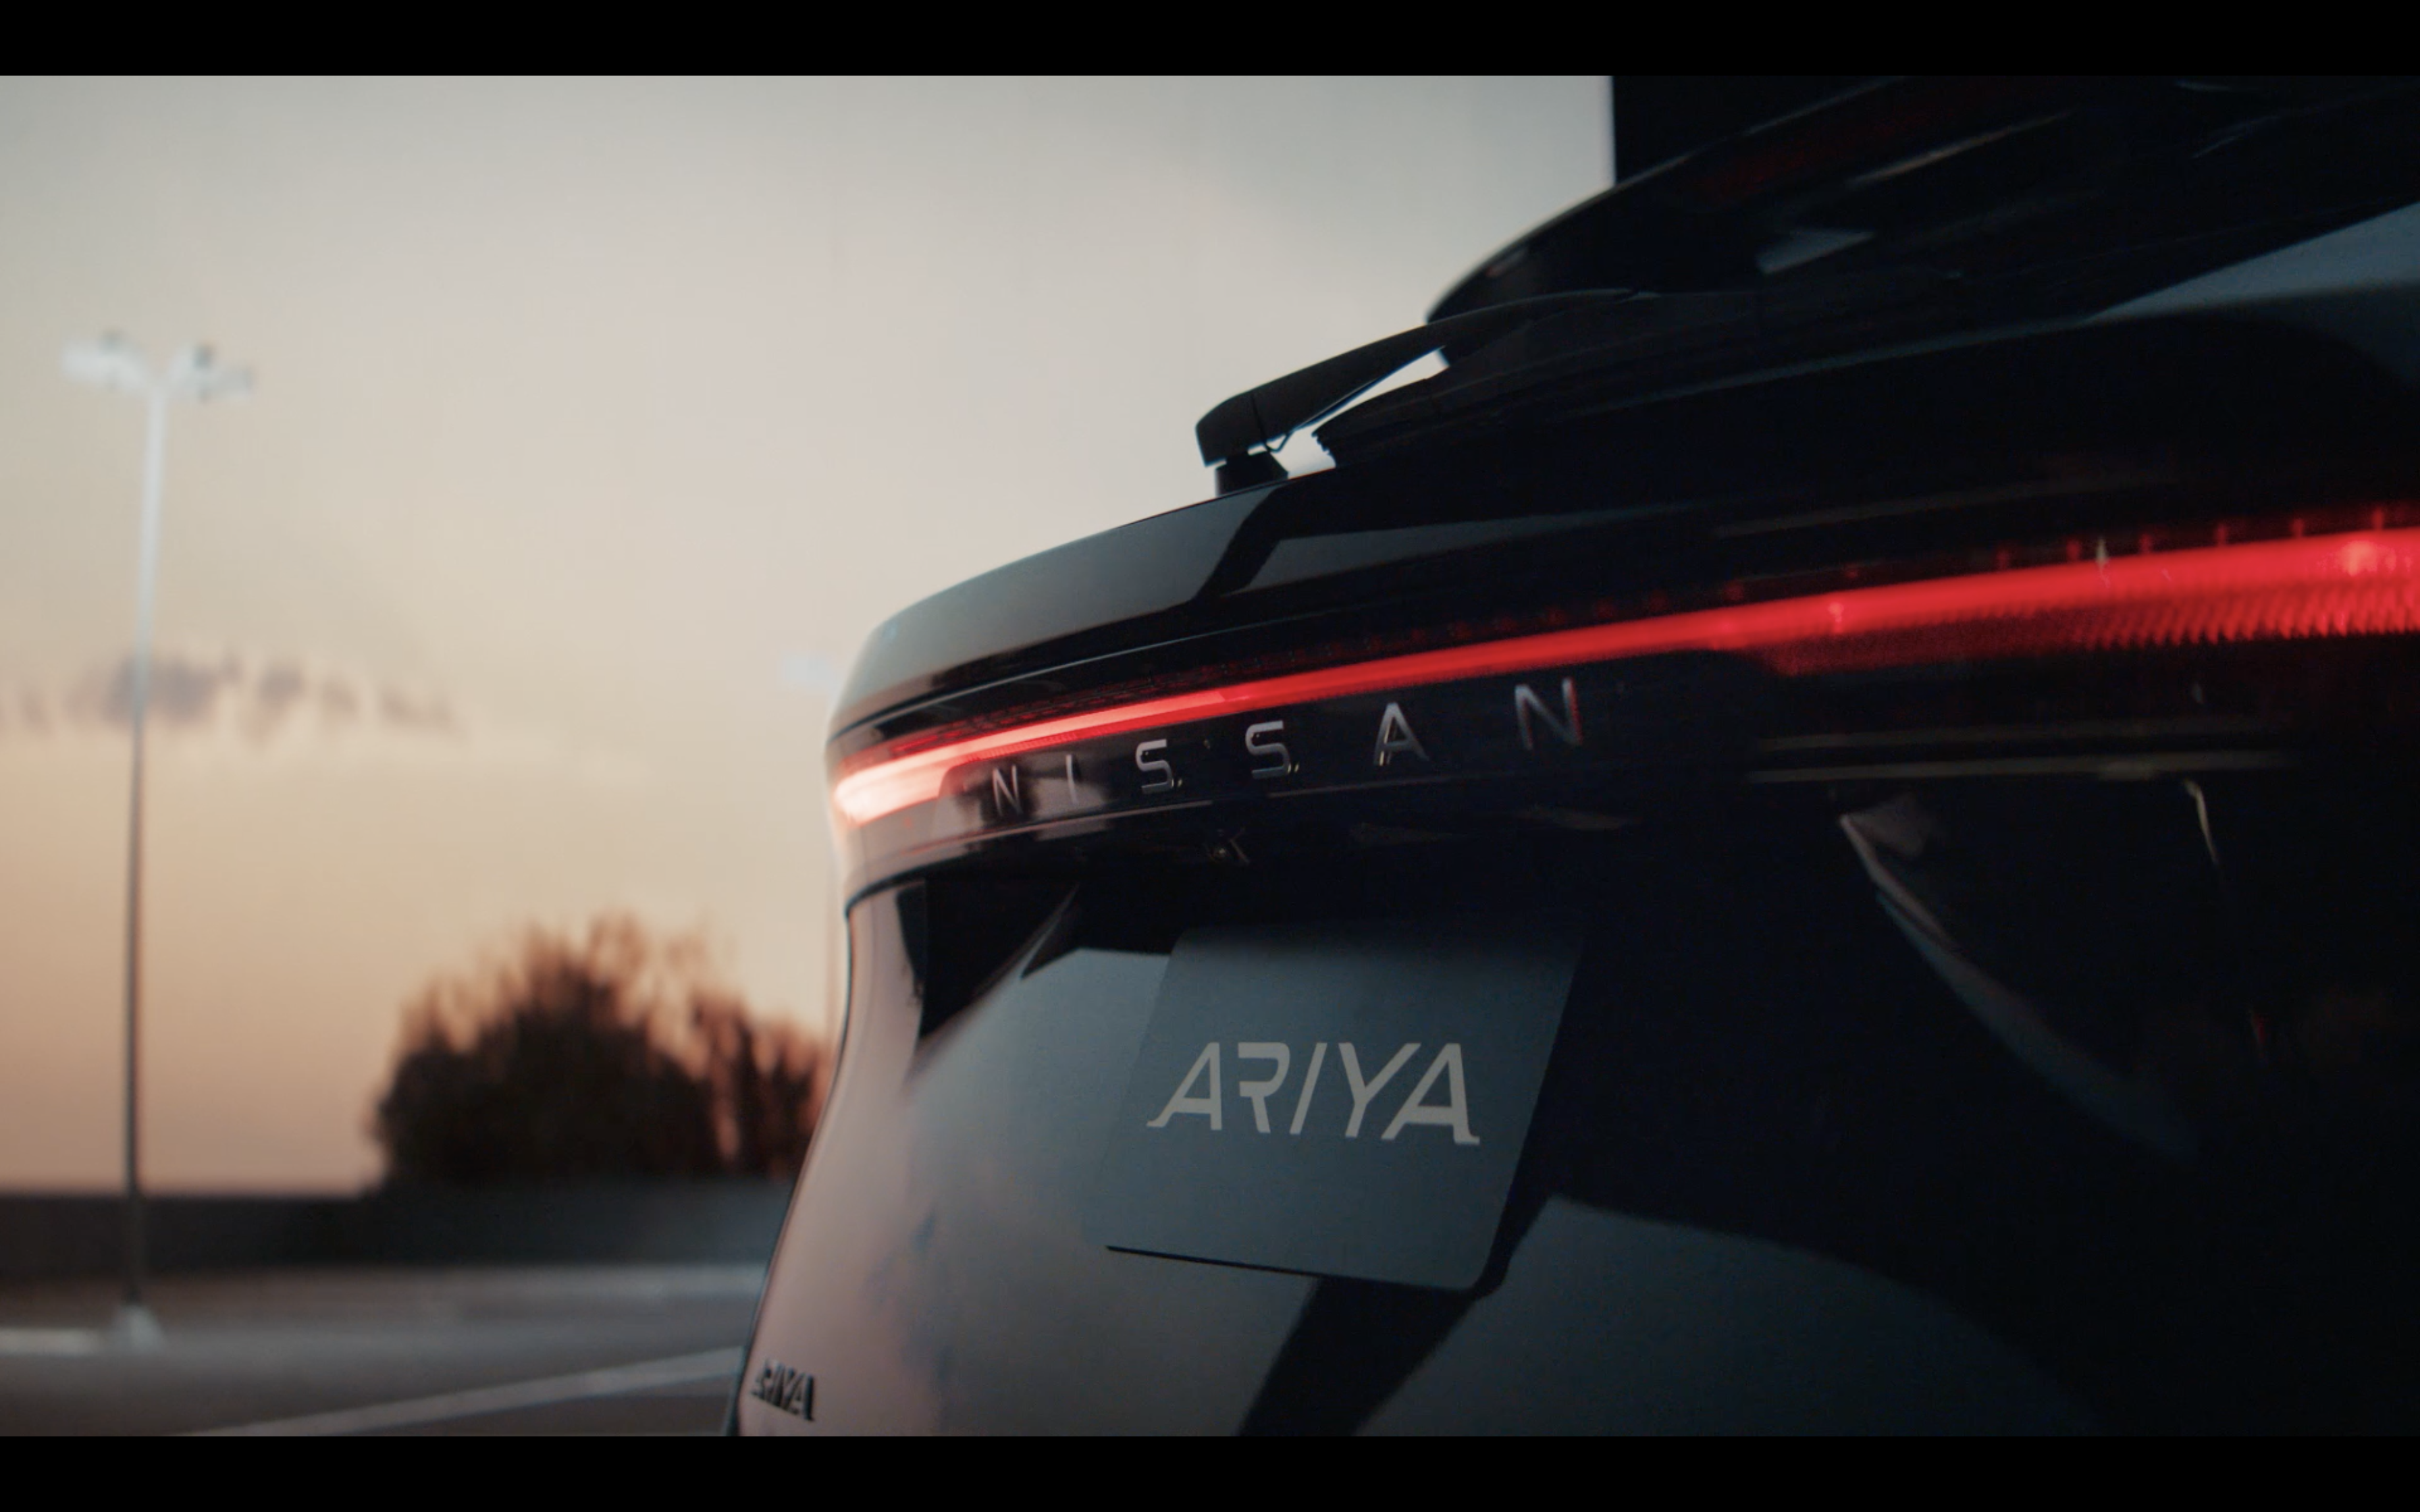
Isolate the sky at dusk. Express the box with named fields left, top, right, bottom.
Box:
left=0, top=77, right=1611, bottom=1191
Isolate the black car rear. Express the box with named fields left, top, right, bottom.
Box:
left=740, top=79, right=2420, bottom=1432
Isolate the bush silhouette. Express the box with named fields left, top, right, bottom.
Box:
left=373, top=914, right=827, bottom=1184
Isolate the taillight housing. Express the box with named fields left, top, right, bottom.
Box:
left=828, top=502, right=2420, bottom=892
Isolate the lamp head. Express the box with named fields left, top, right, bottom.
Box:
left=165, top=344, right=253, bottom=402
left=62, top=333, right=150, bottom=394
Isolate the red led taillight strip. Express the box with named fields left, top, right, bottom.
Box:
left=833, top=527, right=2420, bottom=826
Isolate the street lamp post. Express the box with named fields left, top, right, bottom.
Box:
left=63, top=335, right=252, bottom=1346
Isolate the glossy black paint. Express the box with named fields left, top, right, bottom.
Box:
left=834, top=296, right=2420, bottom=787
left=763, top=744, right=2420, bottom=1430
left=831, top=486, right=1269, bottom=736
left=747, top=829, right=2113, bottom=1432
left=753, top=95, right=2420, bottom=1433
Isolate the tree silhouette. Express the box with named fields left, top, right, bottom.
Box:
left=373, top=914, right=827, bottom=1184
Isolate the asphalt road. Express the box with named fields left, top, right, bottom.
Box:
left=0, top=1266, right=760, bottom=1435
